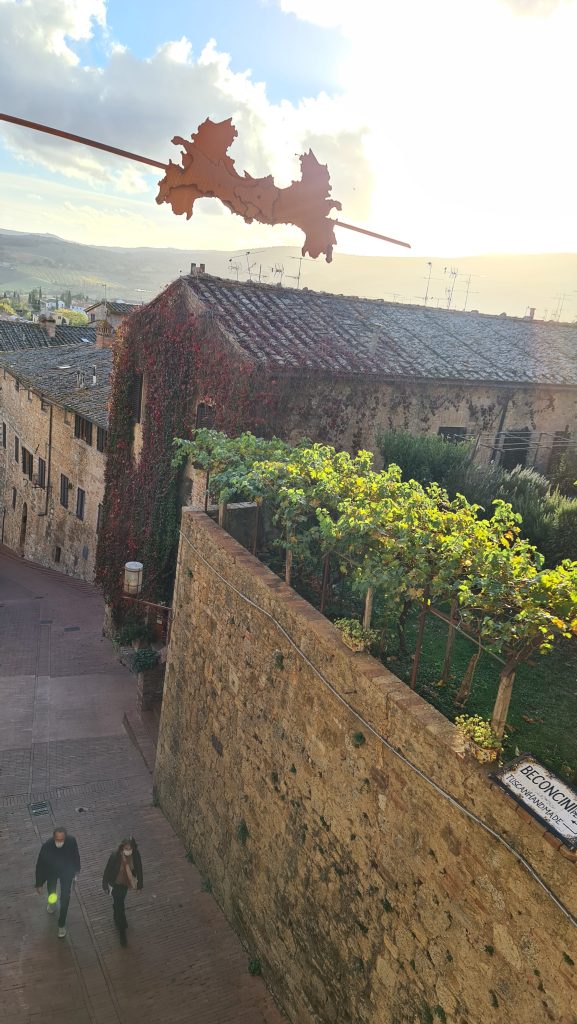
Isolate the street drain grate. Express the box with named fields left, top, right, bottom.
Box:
left=39, top=620, right=53, bottom=625
left=63, top=626, right=80, bottom=632
left=28, top=800, right=52, bottom=816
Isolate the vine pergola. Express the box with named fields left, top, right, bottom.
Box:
left=173, top=430, right=577, bottom=741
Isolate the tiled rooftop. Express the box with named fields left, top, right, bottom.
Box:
left=0, top=321, right=96, bottom=352
left=85, top=300, right=137, bottom=316
left=185, top=275, right=577, bottom=387
left=0, top=343, right=112, bottom=428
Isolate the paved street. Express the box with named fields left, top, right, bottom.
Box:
left=0, top=547, right=284, bottom=1024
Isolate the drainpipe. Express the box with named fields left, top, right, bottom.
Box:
left=490, top=392, right=511, bottom=464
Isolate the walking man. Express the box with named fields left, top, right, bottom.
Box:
left=102, top=837, right=143, bottom=947
left=35, top=827, right=81, bottom=938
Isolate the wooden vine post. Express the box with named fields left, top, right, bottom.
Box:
left=491, top=659, right=517, bottom=739
left=441, top=599, right=458, bottom=684
left=319, top=553, right=331, bottom=615
left=409, top=588, right=429, bottom=689
left=363, top=585, right=375, bottom=630
left=455, top=640, right=482, bottom=705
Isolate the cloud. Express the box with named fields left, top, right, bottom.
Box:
left=498, top=0, right=569, bottom=12
left=2, top=0, right=577, bottom=258
left=0, top=0, right=370, bottom=225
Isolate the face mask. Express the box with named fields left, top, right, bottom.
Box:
left=55, top=841, right=64, bottom=848
left=123, top=848, right=133, bottom=857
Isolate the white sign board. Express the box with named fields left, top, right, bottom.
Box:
left=493, top=756, right=577, bottom=850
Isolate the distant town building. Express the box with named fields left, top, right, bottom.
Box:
left=0, top=343, right=111, bottom=580
left=84, top=300, right=138, bottom=331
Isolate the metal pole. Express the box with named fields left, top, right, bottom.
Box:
left=0, top=113, right=412, bottom=249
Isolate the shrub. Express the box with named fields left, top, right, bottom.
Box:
left=130, top=648, right=160, bottom=673
left=334, top=618, right=379, bottom=651
left=378, top=430, right=472, bottom=490
left=455, top=714, right=501, bottom=750
left=378, top=430, right=577, bottom=565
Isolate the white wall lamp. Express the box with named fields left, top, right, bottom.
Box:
left=124, top=560, right=143, bottom=596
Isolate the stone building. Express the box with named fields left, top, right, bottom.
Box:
left=0, top=342, right=111, bottom=580
left=174, top=270, right=577, bottom=471
left=84, top=300, right=138, bottom=330
left=95, top=269, right=577, bottom=608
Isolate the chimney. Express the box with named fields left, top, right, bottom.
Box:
left=189, top=262, right=206, bottom=277
left=529, top=307, right=536, bottom=320
left=40, top=315, right=57, bottom=338
left=95, top=319, right=115, bottom=349
left=91, top=365, right=97, bottom=386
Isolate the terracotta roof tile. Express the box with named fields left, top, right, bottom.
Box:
left=0, top=321, right=96, bottom=352
left=186, top=276, right=577, bottom=386
left=0, top=343, right=111, bottom=428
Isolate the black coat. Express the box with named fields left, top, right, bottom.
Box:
left=35, top=836, right=80, bottom=886
left=102, top=847, right=143, bottom=891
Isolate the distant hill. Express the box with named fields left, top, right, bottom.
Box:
left=1, top=228, right=576, bottom=320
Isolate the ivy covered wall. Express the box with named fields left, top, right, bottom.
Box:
left=95, top=278, right=287, bottom=610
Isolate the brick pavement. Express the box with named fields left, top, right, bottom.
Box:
left=0, top=549, right=284, bottom=1024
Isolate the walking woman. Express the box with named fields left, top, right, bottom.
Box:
left=102, top=837, right=143, bottom=946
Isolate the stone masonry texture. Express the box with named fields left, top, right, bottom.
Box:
left=155, top=510, right=577, bottom=1024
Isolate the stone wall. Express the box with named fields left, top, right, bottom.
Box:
left=0, top=367, right=105, bottom=580
left=155, top=510, right=577, bottom=1024
left=278, top=378, right=577, bottom=473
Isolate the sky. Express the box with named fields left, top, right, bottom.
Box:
left=0, top=0, right=576, bottom=260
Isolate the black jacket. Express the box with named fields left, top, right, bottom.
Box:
left=35, top=836, right=81, bottom=886
left=102, top=847, right=143, bottom=891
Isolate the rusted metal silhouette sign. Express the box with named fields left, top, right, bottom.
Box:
left=0, top=113, right=411, bottom=258
left=157, top=117, right=341, bottom=261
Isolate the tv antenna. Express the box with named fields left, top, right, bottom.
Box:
left=270, top=264, right=285, bottom=285
left=444, top=266, right=459, bottom=309
left=228, top=258, right=241, bottom=281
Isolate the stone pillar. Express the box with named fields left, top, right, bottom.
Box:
left=136, top=662, right=165, bottom=711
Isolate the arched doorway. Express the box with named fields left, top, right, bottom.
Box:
left=18, top=502, right=27, bottom=557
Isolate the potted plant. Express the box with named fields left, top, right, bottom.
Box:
left=455, top=714, right=501, bottom=763
left=334, top=617, right=379, bottom=653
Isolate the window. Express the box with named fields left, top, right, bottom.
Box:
left=54, top=546, right=61, bottom=564
left=438, top=426, right=467, bottom=443
left=96, top=426, right=108, bottom=452
left=37, top=457, right=46, bottom=488
left=21, top=448, right=33, bottom=480
left=64, top=410, right=72, bottom=425
left=41, top=398, right=50, bottom=413
left=90, top=313, right=95, bottom=323
left=12, top=487, right=17, bottom=510
left=96, top=502, right=103, bottom=533
left=2, top=421, right=5, bottom=448
left=27, top=389, right=32, bottom=402
left=131, top=372, right=143, bottom=423
left=60, top=474, right=69, bottom=508
left=14, top=436, right=19, bottom=462
left=500, top=428, right=531, bottom=470
left=195, top=402, right=216, bottom=429
left=14, top=379, right=19, bottom=392
left=75, top=487, right=85, bottom=520
left=74, top=414, right=93, bottom=445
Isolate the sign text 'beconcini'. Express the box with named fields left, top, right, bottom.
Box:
left=493, top=757, right=577, bottom=851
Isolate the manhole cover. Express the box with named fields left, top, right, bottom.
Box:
left=28, top=800, right=51, bottom=816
